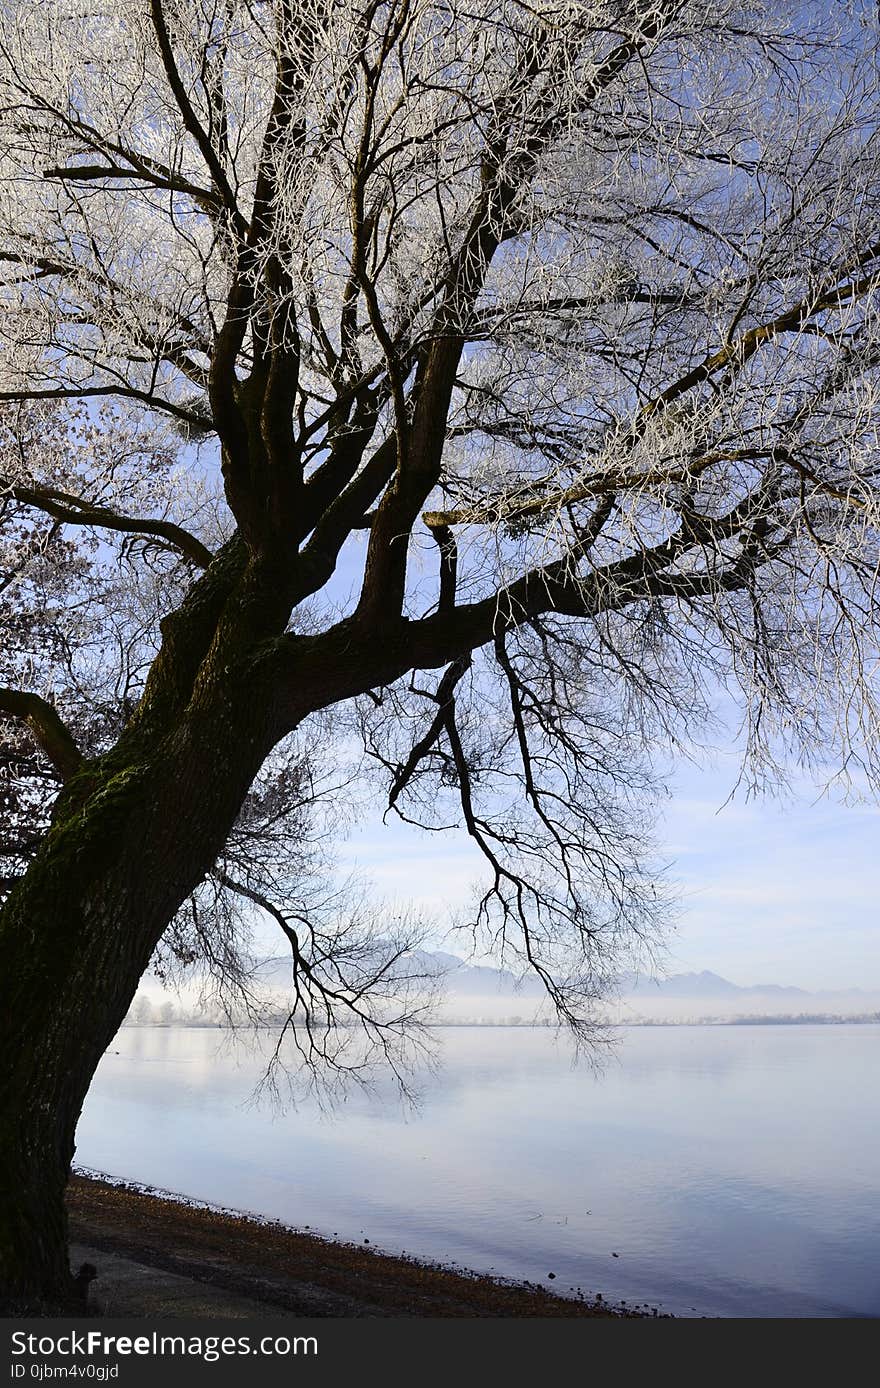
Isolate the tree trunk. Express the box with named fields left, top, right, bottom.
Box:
left=0, top=668, right=287, bottom=1306
left=0, top=538, right=405, bottom=1304
left=0, top=888, right=134, bottom=1303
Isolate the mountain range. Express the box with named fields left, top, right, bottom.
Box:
left=617, top=969, right=810, bottom=998
left=257, top=952, right=866, bottom=1002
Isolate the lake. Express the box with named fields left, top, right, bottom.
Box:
left=74, top=1023, right=880, bottom=1318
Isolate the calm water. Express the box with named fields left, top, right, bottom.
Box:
left=75, top=1024, right=880, bottom=1318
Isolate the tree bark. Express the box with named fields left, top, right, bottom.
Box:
left=0, top=643, right=289, bottom=1305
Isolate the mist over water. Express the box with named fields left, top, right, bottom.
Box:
left=76, top=1024, right=880, bottom=1318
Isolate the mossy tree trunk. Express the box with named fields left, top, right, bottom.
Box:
left=0, top=550, right=301, bottom=1305
left=0, top=535, right=462, bottom=1305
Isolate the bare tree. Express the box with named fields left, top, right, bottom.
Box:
left=1, top=0, right=880, bottom=1305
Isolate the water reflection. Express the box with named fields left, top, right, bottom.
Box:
left=76, top=1024, right=880, bottom=1318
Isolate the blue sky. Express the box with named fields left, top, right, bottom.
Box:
left=337, top=756, right=880, bottom=993
left=658, top=761, right=880, bottom=991
left=302, top=537, right=880, bottom=995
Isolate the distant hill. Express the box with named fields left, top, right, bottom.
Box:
left=256, top=954, right=828, bottom=1003
left=256, top=949, right=546, bottom=998
left=617, top=969, right=809, bottom=999
left=135, top=952, right=879, bottom=1025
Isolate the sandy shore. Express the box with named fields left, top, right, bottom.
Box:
left=62, top=1174, right=659, bottom=1318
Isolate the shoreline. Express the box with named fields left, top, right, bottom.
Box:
left=63, top=1173, right=661, bottom=1318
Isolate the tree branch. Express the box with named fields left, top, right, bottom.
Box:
left=149, top=0, right=246, bottom=240
left=424, top=245, right=880, bottom=535
left=3, top=478, right=213, bottom=568
left=387, top=655, right=471, bottom=808
left=0, top=688, right=83, bottom=781
left=0, top=385, right=212, bottom=432
left=354, top=0, right=685, bottom=627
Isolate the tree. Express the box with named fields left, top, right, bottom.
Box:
left=130, top=997, right=154, bottom=1026
left=1, top=0, right=880, bottom=1305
